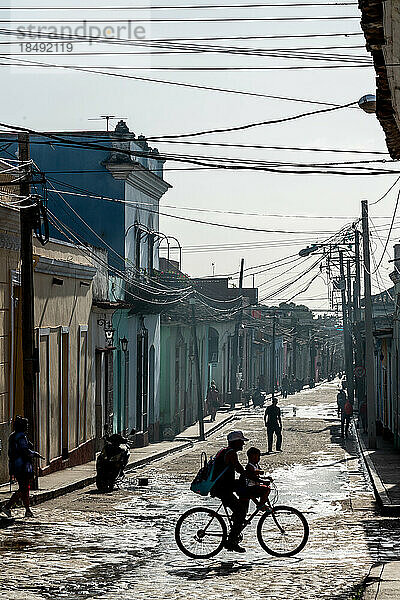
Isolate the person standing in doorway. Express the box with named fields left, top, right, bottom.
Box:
left=1, top=416, right=42, bottom=519
left=264, top=398, right=283, bottom=454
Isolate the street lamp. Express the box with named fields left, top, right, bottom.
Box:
left=358, top=94, right=376, bottom=114
left=299, top=244, right=320, bottom=257
left=120, top=336, right=129, bottom=353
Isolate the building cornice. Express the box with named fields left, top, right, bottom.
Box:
left=104, top=160, right=171, bottom=200
left=34, top=256, right=97, bottom=280
left=359, top=0, right=400, bottom=158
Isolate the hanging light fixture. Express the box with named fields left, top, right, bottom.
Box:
left=120, top=336, right=129, bottom=353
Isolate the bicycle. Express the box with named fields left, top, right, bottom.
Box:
left=175, top=484, right=309, bottom=559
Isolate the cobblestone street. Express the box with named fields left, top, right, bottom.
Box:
left=1, top=381, right=399, bottom=600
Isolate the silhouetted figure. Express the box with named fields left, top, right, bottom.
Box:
left=264, top=398, right=283, bottom=453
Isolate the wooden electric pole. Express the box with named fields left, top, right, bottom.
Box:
left=353, top=229, right=364, bottom=408
left=231, top=258, right=245, bottom=406
left=271, top=313, right=276, bottom=399
left=346, top=259, right=354, bottom=404
left=361, top=200, right=376, bottom=448
left=339, top=250, right=353, bottom=405
left=19, top=133, right=39, bottom=487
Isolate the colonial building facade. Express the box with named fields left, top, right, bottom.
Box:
left=22, top=121, right=170, bottom=447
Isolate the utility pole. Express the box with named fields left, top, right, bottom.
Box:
left=190, top=300, right=205, bottom=441
left=339, top=250, right=354, bottom=405
left=361, top=200, right=376, bottom=448
left=309, top=335, right=315, bottom=381
left=353, top=229, right=364, bottom=408
left=346, top=259, right=354, bottom=404
left=239, top=258, right=244, bottom=289
left=19, top=133, right=39, bottom=488
left=292, top=326, right=297, bottom=379
left=324, top=341, right=329, bottom=379
left=271, top=313, right=276, bottom=399
left=346, top=260, right=353, bottom=325
left=230, top=259, right=245, bottom=406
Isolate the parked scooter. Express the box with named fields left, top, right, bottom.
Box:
left=96, top=434, right=130, bottom=493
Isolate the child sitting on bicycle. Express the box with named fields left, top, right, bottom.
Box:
left=239, top=447, right=272, bottom=510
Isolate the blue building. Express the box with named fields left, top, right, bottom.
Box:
left=10, top=120, right=171, bottom=445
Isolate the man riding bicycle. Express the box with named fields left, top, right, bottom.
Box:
left=210, top=430, right=249, bottom=553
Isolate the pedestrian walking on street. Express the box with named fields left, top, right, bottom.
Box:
left=340, top=397, right=353, bottom=439
left=336, top=388, right=347, bottom=418
left=1, top=416, right=42, bottom=519
left=281, top=374, right=289, bottom=399
left=206, top=381, right=220, bottom=422
left=264, top=398, right=283, bottom=453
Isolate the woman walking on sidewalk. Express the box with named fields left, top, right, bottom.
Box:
left=206, top=381, right=220, bottom=422
left=1, top=416, right=42, bottom=519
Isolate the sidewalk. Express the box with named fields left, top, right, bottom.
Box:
left=363, top=562, right=400, bottom=599
left=355, top=426, right=400, bottom=515
left=0, top=410, right=236, bottom=511
left=353, top=428, right=400, bottom=598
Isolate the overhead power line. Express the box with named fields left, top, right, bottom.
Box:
left=5, top=16, right=361, bottom=23
left=8, top=120, right=400, bottom=179
left=0, top=48, right=370, bottom=62
left=369, top=175, right=400, bottom=206
left=370, top=188, right=400, bottom=274
left=49, top=186, right=338, bottom=234
left=146, top=101, right=356, bottom=139
left=0, top=53, right=361, bottom=105
left=146, top=141, right=385, bottom=153
left=0, top=27, right=366, bottom=43
left=2, top=2, right=359, bottom=10
left=1, top=61, right=372, bottom=71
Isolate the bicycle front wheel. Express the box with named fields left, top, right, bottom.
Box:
left=257, top=505, right=309, bottom=557
left=175, top=507, right=227, bottom=559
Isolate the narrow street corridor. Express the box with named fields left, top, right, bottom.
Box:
left=0, top=382, right=395, bottom=600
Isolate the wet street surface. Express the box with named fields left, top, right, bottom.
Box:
left=1, top=381, right=399, bottom=599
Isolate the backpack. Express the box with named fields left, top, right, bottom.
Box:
left=190, top=451, right=228, bottom=496
left=344, top=401, right=353, bottom=416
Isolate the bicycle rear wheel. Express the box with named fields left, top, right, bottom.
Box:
left=175, top=507, right=227, bottom=559
left=257, top=505, right=309, bottom=557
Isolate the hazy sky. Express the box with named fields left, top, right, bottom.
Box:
left=2, top=0, right=396, bottom=311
